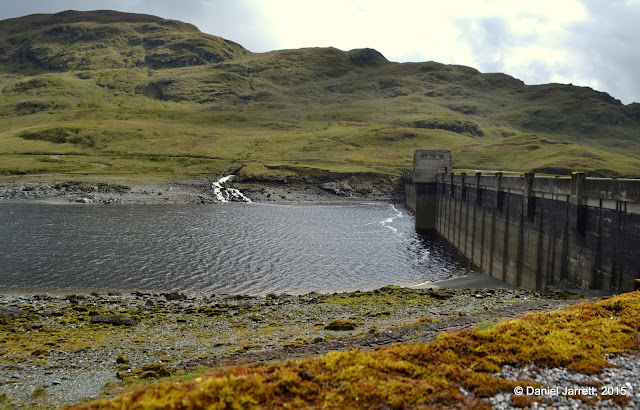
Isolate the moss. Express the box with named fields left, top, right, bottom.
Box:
left=476, top=318, right=499, bottom=331
left=510, top=395, right=533, bottom=407
left=363, top=310, right=391, bottom=317
left=31, top=386, right=46, bottom=399
left=236, top=344, right=261, bottom=354
left=115, top=354, right=129, bottom=364
left=103, top=381, right=122, bottom=396
left=324, top=319, right=359, bottom=331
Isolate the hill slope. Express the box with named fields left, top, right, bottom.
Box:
left=1, top=10, right=639, bottom=180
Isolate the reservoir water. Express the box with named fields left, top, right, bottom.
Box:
left=0, top=202, right=474, bottom=295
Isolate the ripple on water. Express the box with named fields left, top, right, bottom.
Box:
left=0, top=203, right=475, bottom=294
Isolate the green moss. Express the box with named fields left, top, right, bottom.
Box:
left=324, top=319, right=359, bottom=331
left=476, top=318, right=499, bottom=331
left=31, top=386, right=46, bottom=399
left=115, top=354, right=129, bottom=364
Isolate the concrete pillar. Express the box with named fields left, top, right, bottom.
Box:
left=524, top=172, right=535, bottom=222
left=415, top=182, right=438, bottom=230
left=495, top=172, right=503, bottom=211
left=475, top=172, right=482, bottom=205
left=412, top=150, right=452, bottom=230
left=570, top=172, right=587, bottom=235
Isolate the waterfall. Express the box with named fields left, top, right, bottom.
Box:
left=211, top=174, right=251, bottom=203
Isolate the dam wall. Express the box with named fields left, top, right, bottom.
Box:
left=404, top=151, right=640, bottom=292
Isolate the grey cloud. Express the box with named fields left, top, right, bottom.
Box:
left=566, top=0, right=640, bottom=104
left=457, top=3, right=640, bottom=105
left=458, top=16, right=514, bottom=73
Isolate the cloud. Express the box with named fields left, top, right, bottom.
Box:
left=565, top=0, right=640, bottom=103
left=446, top=0, right=640, bottom=104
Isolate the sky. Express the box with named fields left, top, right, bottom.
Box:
left=1, top=0, right=639, bottom=104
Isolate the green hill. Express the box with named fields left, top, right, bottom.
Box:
left=1, top=10, right=639, bottom=181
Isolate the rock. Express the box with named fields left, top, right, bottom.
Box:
left=162, top=292, right=187, bottom=301
left=319, top=182, right=342, bottom=195
left=90, top=315, right=139, bottom=326
left=427, top=290, right=455, bottom=300
left=139, top=363, right=172, bottom=378
left=108, top=291, right=122, bottom=296
left=66, top=295, right=79, bottom=305
left=0, top=307, right=28, bottom=319
left=325, top=319, right=359, bottom=331
left=116, top=354, right=129, bottom=364
left=33, top=294, right=53, bottom=300
left=90, top=292, right=100, bottom=297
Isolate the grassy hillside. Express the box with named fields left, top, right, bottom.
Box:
left=1, top=10, right=639, bottom=181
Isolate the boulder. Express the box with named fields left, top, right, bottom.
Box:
left=0, top=307, right=28, bottom=319
left=162, top=292, right=187, bottom=301
left=324, top=319, right=359, bottom=331
left=90, top=315, right=139, bottom=326
left=139, top=363, right=172, bottom=378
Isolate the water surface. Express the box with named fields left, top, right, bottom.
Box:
left=0, top=203, right=473, bottom=294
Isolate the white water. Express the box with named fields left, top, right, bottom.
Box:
left=211, top=174, right=251, bottom=203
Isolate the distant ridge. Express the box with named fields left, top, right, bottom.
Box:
left=0, top=10, right=638, bottom=179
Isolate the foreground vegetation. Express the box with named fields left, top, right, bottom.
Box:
left=1, top=287, right=572, bottom=407
left=1, top=10, right=639, bottom=182
left=67, top=291, right=640, bottom=409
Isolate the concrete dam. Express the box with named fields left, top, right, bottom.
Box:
left=404, top=150, right=640, bottom=292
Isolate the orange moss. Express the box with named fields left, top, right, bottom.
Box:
left=69, top=292, right=640, bottom=409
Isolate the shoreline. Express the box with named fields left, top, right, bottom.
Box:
left=0, top=175, right=404, bottom=205
left=0, top=273, right=507, bottom=298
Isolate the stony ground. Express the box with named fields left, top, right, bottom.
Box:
left=490, top=353, right=640, bottom=409
left=0, top=176, right=403, bottom=205
left=0, top=287, right=584, bottom=408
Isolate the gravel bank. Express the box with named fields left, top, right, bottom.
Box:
left=0, top=287, right=584, bottom=408
left=489, top=353, right=640, bottom=409
left=0, top=175, right=403, bottom=205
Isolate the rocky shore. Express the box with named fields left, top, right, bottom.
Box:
left=0, top=286, right=586, bottom=408
left=0, top=175, right=403, bottom=205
